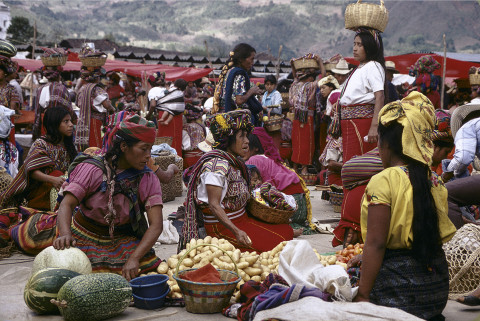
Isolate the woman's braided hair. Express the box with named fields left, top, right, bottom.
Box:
left=212, top=43, right=256, bottom=114
left=102, top=130, right=139, bottom=238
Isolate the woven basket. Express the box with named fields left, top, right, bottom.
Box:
left=292, top=58, right=319, bottom=70
left=174, top=244, right=240, bottom=314
left=247, top=198, right=294, bottom=224
left=280, top=93, right=289, bottom=110
left=79, top=56, right=107, bottom=67
left=443, top=224, right=480, bottom=300
left=344, top=0, right=389, bottom=33
left=153, top=152, right=183, bottom=202
left=469, top=68, right=480, bottom=85
left=328, top=191, right=344, bottom=213
left=300, top=173, right=317, bottom=186
left=264, top=114, right=284, bottom=132
left=324, top=62, right=337, bottom=71
left=154, top=136, right=173, bottom=146
left=0, top=167, right=12, bottom=196
left=41, top=55, right=67, bottom=67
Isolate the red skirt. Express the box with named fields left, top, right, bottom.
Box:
left=291, top=116, right=314, bottom=165
left=341, top=118, right=376, bottom=163
left=279, top=140, right=292, bottom=162
left=89, top=118, right=103, bottom=148
left=157, top=112, right=182, bottom=156
left=9, top=116, right=15, bottom=145
left=183, top=148, right=203, bottom=169
left=332, top=184, right=366, bottom=247
left=204, top=213, right=293, bottom=253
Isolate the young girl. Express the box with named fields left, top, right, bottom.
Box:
left=262, top=75, right=283, bottom=116
left=1, top=107, right=77, bottom=211
left=350, top=92, right=456, bottom=320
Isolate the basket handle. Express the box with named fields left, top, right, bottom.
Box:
left=356, top=0, right=385, bottom=7
left=174, top=243, right=240, bottom=278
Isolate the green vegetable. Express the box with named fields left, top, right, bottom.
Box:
left=54, top=273, right=132, bottom=321
left=24, top=268, right=81, bottom=314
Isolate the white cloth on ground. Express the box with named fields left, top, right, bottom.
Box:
left=278, top=239, right=356, bottom=301
left=253, top=297, right=422, bottom=321
left=157, top=220, right=179, bottom=244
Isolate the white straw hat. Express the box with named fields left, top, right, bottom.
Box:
left=451, top=103, right=480, bottom=138
left=385, top=61, right=399, bottom=73
left=331, top=59, right=352, bottom=75
left=198, top=131, right=215, bottom=152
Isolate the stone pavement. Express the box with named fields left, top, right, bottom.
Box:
left=0, top=187, right=479, bottom=320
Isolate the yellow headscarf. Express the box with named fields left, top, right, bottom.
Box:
left=378, top=91, right=436, bottom=166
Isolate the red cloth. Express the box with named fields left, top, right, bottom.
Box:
left=107, top=85, right=125, bottom=100
left=204, top=214, right=293, bottom=253
left=9, top=116, right=15, bottom=145
left=156, top=112, right=182, bottom=156
left=89, top=118, right=103, bottom=148
left=327, top=171, right=342, bottom=186
left=341, top=118, right=376, bottom=163
left=291, top=116, right=314, bottom=165
left=332, top=184, right=366, bottom=247
left=26, top=169, right=64, bottom=211
left=180, top=263, right=223, bottom=283
left=279, top=140, right=292, bottom=162
left=318, top=121, right=328, bottom=158
left=426, top=91, right=441, bottom=109
left=281, top=182, right=304, bottom=195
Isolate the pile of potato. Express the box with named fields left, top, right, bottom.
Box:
left=141, top=238, right=362, bottom=302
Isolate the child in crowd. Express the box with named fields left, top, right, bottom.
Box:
left=153, top=79, right=188, bottom=126
left=247, top=165, right=263, bottom=190
left=261, top=75, right=282, bottom=116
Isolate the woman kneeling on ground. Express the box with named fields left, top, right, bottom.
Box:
left=6, top=115, right=164, bottom=281
left=349, top=92, right=456, bottom=320
left=181, top=110, right=293, bottom=252
left=1, top=107, right=76, bottom=211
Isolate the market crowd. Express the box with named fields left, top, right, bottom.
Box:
left=0, top=18, right=480, bottom=320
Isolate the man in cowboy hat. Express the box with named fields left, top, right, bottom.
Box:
left=385, top=60, right=399, bottom=103
left=331, top=58, right=351, bottom=87
left=442, top=103, right=480, bottom=228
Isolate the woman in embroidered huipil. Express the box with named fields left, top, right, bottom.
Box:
left=181, top=110, right=293, bottom=252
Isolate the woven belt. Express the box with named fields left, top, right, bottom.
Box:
left=341, top=104, right=374, bottom=120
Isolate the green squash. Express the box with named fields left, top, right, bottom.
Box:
left=24, top=268, right=81, bottom=314
left=0, top=40, right=17, bottom=58
left=55, top=273, right=132, bottom=321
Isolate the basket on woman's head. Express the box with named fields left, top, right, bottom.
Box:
left=79, top=45, right=107, bottom=68
left=469, top=67, right=480, bottom=86
left=292, top=53, right=320, bottom=71
left=344, top=0, right=389, bottom=33
left=40, top=47, right=68, bottom=67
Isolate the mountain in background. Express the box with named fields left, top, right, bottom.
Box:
left=5, top=0, right=480, bottom=60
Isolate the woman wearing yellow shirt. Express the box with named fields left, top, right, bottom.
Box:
left=349, top=92, right=456, bottom=320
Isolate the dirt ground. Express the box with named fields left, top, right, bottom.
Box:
left=1, top=187, right=479, bottom=321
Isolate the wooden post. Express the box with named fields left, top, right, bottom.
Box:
left=29, top=20, right=36, bottom=109
left=275, top=45, right=283, bottom=80
left=441, top=34, right=447, bottom=110
left=204, top=40, right=215, bottom=85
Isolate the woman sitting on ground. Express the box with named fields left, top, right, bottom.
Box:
left=349, top=92, right=456, bottom=320
left=245, top=127, right=316, bottom=235
left=1, top=107, right=77, bottom=211
left=3, top=115, right=164, bottom=281
left=181, top=110, right=293, bottom=252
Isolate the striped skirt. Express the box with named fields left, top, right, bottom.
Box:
left=6, top=207, right=160, bottom=274
left=71, top=211, right=161, bottom=274
left=370, top=249, right=449, bottom=320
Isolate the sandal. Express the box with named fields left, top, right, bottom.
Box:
left=457, top=295, right=480, bottom=306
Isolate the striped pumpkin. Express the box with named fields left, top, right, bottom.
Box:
left=0, top=40, right=17, bottom=58
left=24, top=268, right=81, bottom=314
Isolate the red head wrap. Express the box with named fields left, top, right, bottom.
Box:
left=118, top=115, right=157, bottom=144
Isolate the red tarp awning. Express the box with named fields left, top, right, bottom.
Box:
left=345, top=53, right=480, bottom=79
left=12, top=58, right=213, bottom=82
